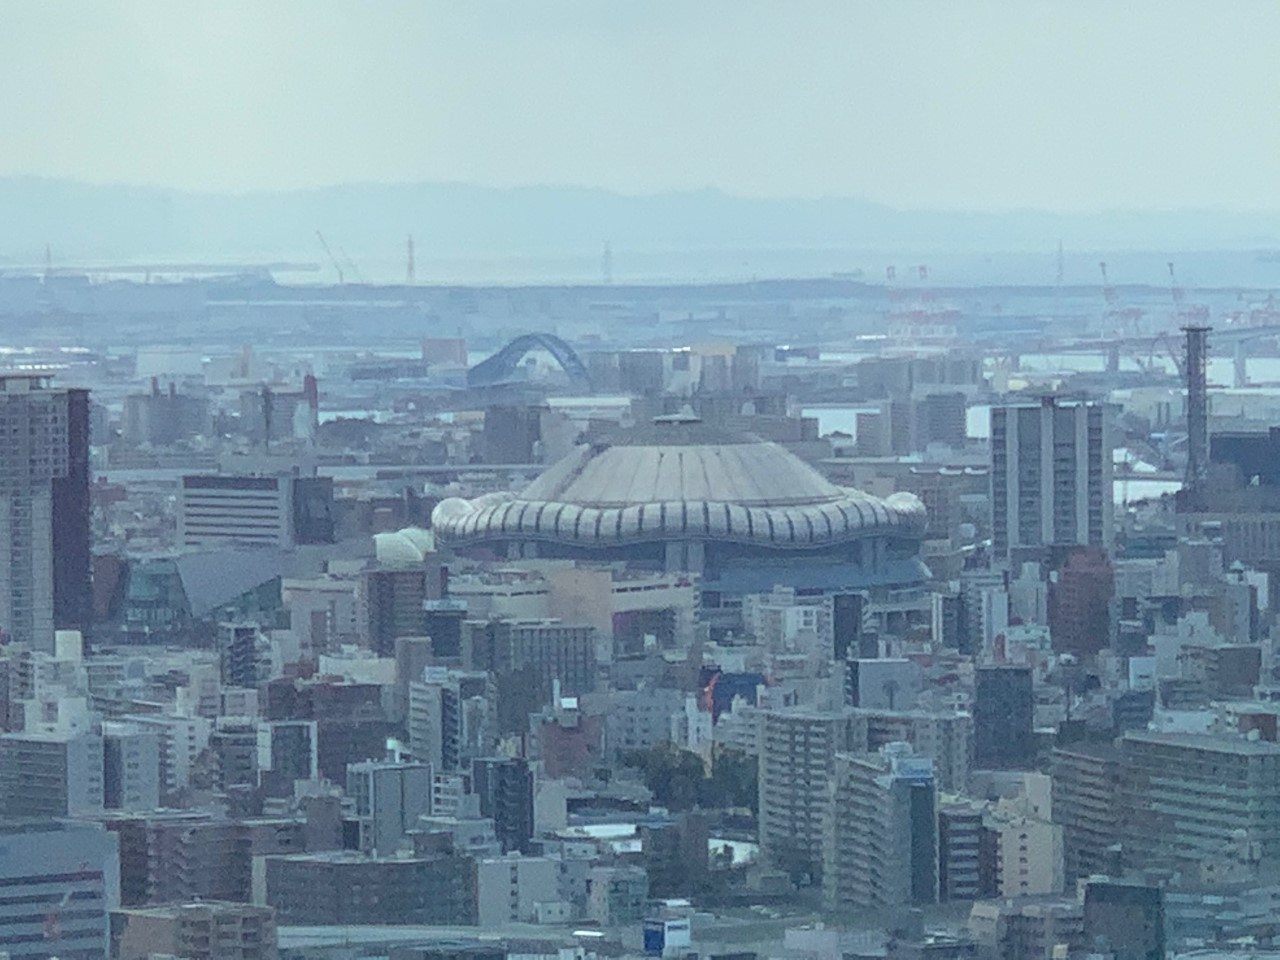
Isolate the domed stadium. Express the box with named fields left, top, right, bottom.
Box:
left=432, top=419, right=929, bottom=597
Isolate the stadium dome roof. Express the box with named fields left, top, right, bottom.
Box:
left=373, top=526, right=436, bottom=566
left=432, top=421, right=926, bottom=549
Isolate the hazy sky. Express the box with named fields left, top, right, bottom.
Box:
left=5, top=1, right=1280, bottom=212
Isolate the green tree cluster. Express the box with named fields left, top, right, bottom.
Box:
left=624, top=744, right=757, bottom=814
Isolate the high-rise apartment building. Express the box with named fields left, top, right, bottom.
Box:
left=360, top=564, right=447, bottom=657
left=209, top=719, right=259, bottom=792
left=1050, top=742, right=1122, bottom=881
left=472, top=756, right=535, bottom=854
left=758, top=709, right=859, bottom=884
left=990, top=398, right=1113, bottom=561
left=407, top=668, right=494, bottom=771
left=823, top=743, right=938, bottom=911
left=463, top=618, right=597, bottom=733
left=0, top=375, right=75, bottom=651
left=938, top=801, right=988, bottom=902
left=265, top=851, right=476, bottom=926
left=849, top=708, right=974, bottom=794
left=104, top=812, right=250, bottom=907
left=1118, top=731, right=1280, bottom=880
left=0, top=730, right=104, bottom=817
left=122, top=713, right=212, bottom=801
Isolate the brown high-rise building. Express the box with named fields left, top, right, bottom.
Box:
left=0, top=376, right=81, bottom=649
left=362, top=563, right=446, bottom=657
left=1048, top=546, right=1114, bottom=656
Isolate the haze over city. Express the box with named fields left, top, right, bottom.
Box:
left=5, top=1, right=1280, bottom=209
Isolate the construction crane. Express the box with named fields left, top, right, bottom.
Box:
left=1099, top=261, right=1116, bottom=306
left=1099, top=261, right=1143, bottom=337
left=315, top=231, right=344, bottom=284
left=1168, top=261, right=1184, bottom=307
left=339, top=248, right=365, bottom=284
left=1169, top=261, right=1210, bottom=325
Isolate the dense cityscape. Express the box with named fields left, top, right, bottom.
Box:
left=0, top=259, right=1276, bottom=960
left=13, top=3, right=1280, bottom=960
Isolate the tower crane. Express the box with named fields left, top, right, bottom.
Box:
left=339, top=248, right=365, bottom=284
left=1098, top=261, right=1143, bottom=337
left=1099, top=261, right=1117, bottom=306
left=315, top=231, right=344, bottom=284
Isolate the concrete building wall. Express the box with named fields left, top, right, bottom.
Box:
left=0, top=732, right=104, bottom=817
left=104, top=727, right=161, bottom=812
left=989, top=811, right=1064, bottom=898
left=179, top=474, right=293, bottom=549
left=347, top=761, right=434, bottom=856
left=0, top=820, right=119, bottom=960
left=124, top=714, right=212, bottom=799
left=476, top=856, right=560, bottom=927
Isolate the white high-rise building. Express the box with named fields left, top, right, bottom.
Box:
left=990, top=398, right=1113, bottom=561
left=121, top=713, right=212, bottom=798
left=0, top=375, right=71, bottom=651
left=103, top=723, right=162, bottom=812
left=0, top=730, right=104, bottom=817
left=178, top=474, right=294, bottom=549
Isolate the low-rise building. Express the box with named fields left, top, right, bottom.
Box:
left=112, top=901, right=277, bottom=960
left=265, top=851, right=476, bottom=926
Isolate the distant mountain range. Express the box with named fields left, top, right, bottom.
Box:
left=2, top=177, right=1279, bottom=269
